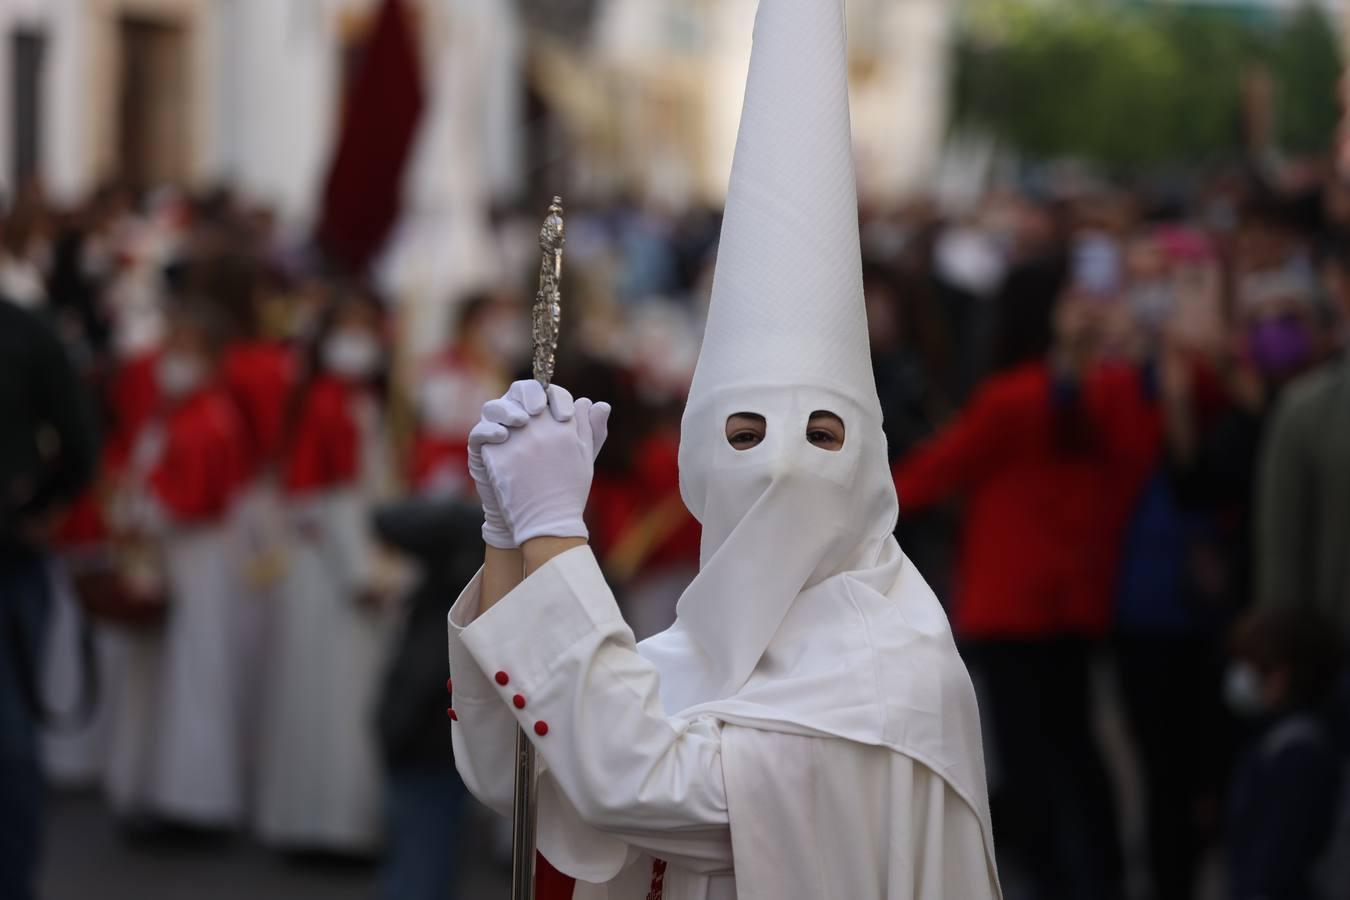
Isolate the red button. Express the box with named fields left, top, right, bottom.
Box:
left=533, top=720, right=549, bottom=736
left=447, top=708, right=458, bottom=721
left=446, top=677, right=453, bottom=694
left=495, top=671, right=510, bottom=686
left=512, top=694, right=526, bottom=709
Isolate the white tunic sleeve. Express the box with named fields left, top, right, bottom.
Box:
left=448, top=547, right=733, bottom=875
left=446, top=568, right=519, bottom=818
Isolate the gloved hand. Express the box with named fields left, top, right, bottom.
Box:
left=468, top=380, right=574, bottom=548
left=479, top=381, right=611, bottom=545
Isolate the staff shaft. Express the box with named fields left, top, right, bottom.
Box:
left=512, top=195, right=565, bottom=900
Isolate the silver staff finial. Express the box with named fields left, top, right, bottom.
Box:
left=532, top=197, right=565, bottom=389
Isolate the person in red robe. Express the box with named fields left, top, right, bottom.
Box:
left=197, top=251, right=298, bottom=781
left=101, top=296, right=251, bottom=828
left=256, top=284, right=397, bottom=853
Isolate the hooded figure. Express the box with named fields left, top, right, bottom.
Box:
left=448, top=1, right=1001, bottom=896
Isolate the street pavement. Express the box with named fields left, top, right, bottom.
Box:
left=40, top=789, right=510, bottom=900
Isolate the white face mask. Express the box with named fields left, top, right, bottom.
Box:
left=668, top=382, right=897, bottom=702
left=1223, top=661, right=1267, bottom=717
left=323, top=330, right=381, bottom=380
left=419, top=371, right=483, bottom=437
left=0, top=259, right=46, bottom=309
left=935, top=227, right=1007, bottom=299
left=155, top=352, right=206, bottom=399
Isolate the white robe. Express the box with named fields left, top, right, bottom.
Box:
left=104, top=523, right=246, bottom=825
left=256, top=392, right=397, bottom=851
left=449, top=547, right=1000, bottom=899
left=229, top=478, right=287, bottom=786
left=254, top=487, right=394, bottom=851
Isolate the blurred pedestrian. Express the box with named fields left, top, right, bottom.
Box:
left=1225, top=609, right=1344, bottom=900
left=864, top=258, right=957, bottom=603
left=1256, top=241, right=1350, bottom=640
left=0, top=193, right=51, bottom=312
left=1113, top=229, right=1232, bottom=900
left=893, top=252, right=1159, bottom=900
left=1, top=275, right=98, bottom=900
left=256, top=283, right=396, bottom=854
left=1157, top=195, right=1324, bottom=646
left=408, top=291, right=521, bottom=496
left=101, top=297, right=250, bottom=829
left=372, top=496, right=482, bottom=900
left=208, top=252, right=295, bottom=481
left=205, top=250, right=295, bottom=792
left=45, top=192, right=116, bottom=367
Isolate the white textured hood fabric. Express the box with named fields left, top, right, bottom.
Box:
left=636, top=0, right=997, bottom=861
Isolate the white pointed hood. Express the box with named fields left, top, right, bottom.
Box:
left=683, top=0, right=878, bottom=420
left=669, top=0, right=895, bottom=703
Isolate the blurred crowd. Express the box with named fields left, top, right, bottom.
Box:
left=3, top=149, right=1350, bottom=900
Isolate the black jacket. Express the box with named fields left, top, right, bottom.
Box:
left=0, top=298, right=97, bottom=562
left=373, top=496, right=484, bottom=772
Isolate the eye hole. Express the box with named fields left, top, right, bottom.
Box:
left=805, top=411, right=845, bottom=451
left=725, top=413, right=766, bottom=451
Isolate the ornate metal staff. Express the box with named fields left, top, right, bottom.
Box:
left=533, top=198, right=564, bottom=390
left=512, top=196, right=564, bottom=900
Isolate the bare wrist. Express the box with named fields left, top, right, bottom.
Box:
left=479, top=545, right=525, bottom=617
left=523, top=536, right=587, bottom=575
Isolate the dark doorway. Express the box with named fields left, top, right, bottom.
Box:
left=10, top=28, right=46, bottom=193
left=117, top=16, right=189, bottom=192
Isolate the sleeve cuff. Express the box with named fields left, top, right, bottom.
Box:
left=457, top=545, right=628, bottom=698
left=447, top=567, right=502, bottom=701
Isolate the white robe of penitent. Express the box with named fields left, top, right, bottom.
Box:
left=449, top=547, right=1000, bottom=899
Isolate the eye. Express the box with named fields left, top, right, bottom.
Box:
left=725, top=413, right=766, bottom=451
left=805, top=411, right=845, bottom=451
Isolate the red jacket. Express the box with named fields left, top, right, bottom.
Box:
left=147, top=386, right=250, bottom=523
left=57, top=363, right=247, bottom=543
left=283, top=375, right=366, bottom=495
left=104, top=351, right=161, bottom=471
left=588, top=431, right=700, bottom=577
left=894, top=362, right=1159, bottom=640
left=222, top=340, right=295, bottom=475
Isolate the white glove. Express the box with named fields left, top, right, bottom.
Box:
left=480, top=382, right=611, bottom=545
left=468, top=380, right=575, bottom=548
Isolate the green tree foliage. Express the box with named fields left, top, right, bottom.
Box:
left=1271, top=4, right=1343, bottom=153
left=953, top=0, right=1342, bottom=166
